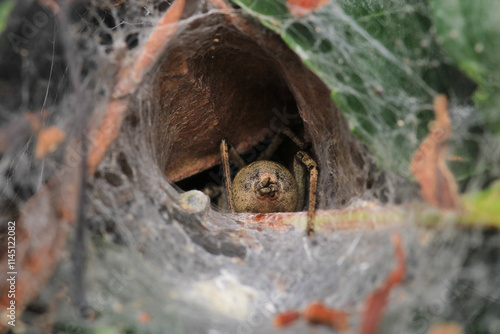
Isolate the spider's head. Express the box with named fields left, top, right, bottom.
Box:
left=233, top=161, right=298, bottom=213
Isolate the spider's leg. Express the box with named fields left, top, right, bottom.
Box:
left=201, top=184, right=229, bottom=211
left=229, top=146, right=246, bottom=170
left=293, top=157, right=306, bottom=211
left=202, top=184, right=223, bottom=199
left=295, top=150, right=318, bottom=236
left=220, top=139, right=235, bottom=213
left=282, top=127, right=308, bottom=151
left=257, top=131, right=284, bottom=161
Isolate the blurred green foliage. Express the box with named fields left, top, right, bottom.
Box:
left=461, top=179, right=500, bottom=227
left=0, top=0, right=15, bottom=34
left=430, top=0, right=500, bottom=134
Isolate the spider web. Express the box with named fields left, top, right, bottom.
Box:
left=0, top=0, right=499, bottom=333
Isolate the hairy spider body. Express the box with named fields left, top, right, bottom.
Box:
left=219, top=128, right=318, bottom=235
left=233, top=161, right=298, bottom=213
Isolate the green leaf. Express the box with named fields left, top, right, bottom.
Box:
left=460, top=180, right=500, bottom=228
left=0, top=0, right=15, bottom=34
left=429, top=0, right=500, bottom=133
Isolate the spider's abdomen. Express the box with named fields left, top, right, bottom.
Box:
left=233, top=160, right=298, bottom=213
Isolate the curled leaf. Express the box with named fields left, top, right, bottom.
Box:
left=410, top=95, right=461, bottom=211
left=274, top=302, right=349, bottom=330
left=303, top=302, right=349, bottom=331
left=360, top=233, right=405, bottom=334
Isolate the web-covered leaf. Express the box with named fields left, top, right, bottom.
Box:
left=232, top=0, right=497, bottom=183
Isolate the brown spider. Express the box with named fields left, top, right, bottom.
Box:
left=219, top=128, right=318, bottom=235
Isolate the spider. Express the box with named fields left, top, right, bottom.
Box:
left=218, top=128, right=318, bottom=235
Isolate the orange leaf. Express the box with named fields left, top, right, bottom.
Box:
left=410, top=95, right=461, bottom=211
left=274, top=303, right=349, bottom=330
left=138, top=311, right=152, bottom=324
left=35, top=126, right=66, bottom=159
left=274, top=310, right=300, bottom=328
left=24, top=112, right=42, bottom=132
left=287, top=0, right=330, bottom=18
left=304, top=302, right=349, bottom=331
left=360, top=233, right=406, bottom=334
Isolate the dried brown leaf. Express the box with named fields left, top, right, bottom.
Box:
left=87, top=0, right=185, bottom=175
left=360, top=233, right=405, bottom=334
left=410, top=95, right=461, bottom=211
left=274, top=302, right=349, bottom=330
left=303, top=302, right=349, bottom=331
